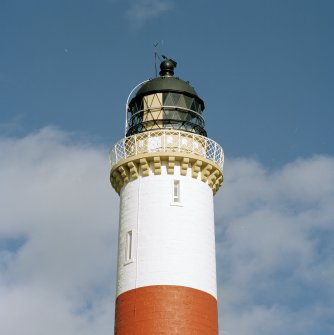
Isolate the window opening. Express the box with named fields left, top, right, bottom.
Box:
left=125, top=230, right=133, bottom=263
left=173, top=180, right=181, bottom=203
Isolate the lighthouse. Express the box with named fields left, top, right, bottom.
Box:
left=109, top=59, right=224, bottom=334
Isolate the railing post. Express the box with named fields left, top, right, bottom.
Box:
left=162, top=130, right=165, bottom=152
left=134, top=134, right=137, bottom=156
left=123, top=138, right=126, bottom=160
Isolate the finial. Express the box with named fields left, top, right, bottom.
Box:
left=159, top=59, right=177, bottom=77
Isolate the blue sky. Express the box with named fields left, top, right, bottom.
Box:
left=0, top=1, right=333, bottom=334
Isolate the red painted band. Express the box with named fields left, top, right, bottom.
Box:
left=115, top=285, right=218, bottom=335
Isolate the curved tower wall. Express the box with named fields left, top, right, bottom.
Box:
left=117, top=162, right=217, bottom=297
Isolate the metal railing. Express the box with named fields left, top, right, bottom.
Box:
left=110, top=129, right=224, bottom=170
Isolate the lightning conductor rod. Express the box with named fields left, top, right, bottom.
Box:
left=154, top=52, right=158, bottom=77
left=153, top=42, right=162, bottom=77
left=124, top=79, right=150, bottom=136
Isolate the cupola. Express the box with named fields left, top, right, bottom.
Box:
left=126, top=59, right=207, bottom=137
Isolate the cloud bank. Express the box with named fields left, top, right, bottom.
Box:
left=0, top=127, right=333, bottom=334
left=0, top=128, right=119, bottom=335
left=216, top=157, right=334, bottom=335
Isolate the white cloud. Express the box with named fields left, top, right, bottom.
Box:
left=0, top=127, right=119, bottom=335
left=216, top=156, right=334, bottom=335
left=0, top=128, right=333, bottom=334
left=125, top=0, right=172, bottom=26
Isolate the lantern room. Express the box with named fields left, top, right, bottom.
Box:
left=126, top=59, right=207, bottom=137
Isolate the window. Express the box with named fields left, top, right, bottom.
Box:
left=173, top=180, right=181, bottom=203
left=125, top=230, right=134, bottom=263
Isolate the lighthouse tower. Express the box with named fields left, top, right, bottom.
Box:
left=110, top=59, right=224, bottom=334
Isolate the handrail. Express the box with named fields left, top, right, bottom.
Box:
left=125, top=79, right=150, bottom=136
left=110, top=129, right=224, bottom=170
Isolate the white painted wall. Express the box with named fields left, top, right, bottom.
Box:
left=116, top=162, right=217, bottom=298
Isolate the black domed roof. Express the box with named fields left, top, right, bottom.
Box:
left=131, top=59, right=204, bottom=110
